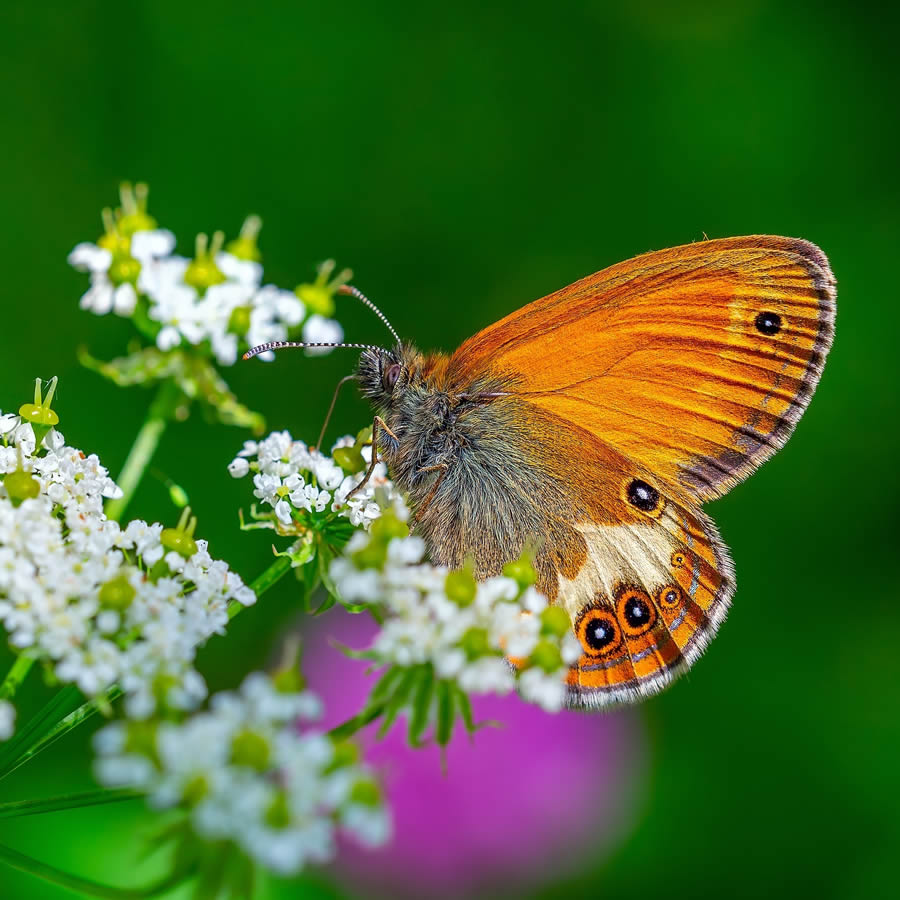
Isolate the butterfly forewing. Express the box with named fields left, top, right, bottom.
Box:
left=449, top=236, right=835, bottom=503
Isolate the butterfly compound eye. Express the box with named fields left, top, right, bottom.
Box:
left=383, top=363, right=401, bottom=391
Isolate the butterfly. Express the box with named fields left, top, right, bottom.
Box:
left=246, top=236, right=835, bottom=707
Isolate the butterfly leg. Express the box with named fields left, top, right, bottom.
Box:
left=345, top=416, right=398, bottom=501
left=313, top=374, right=359, bottom=452
left=410, top=462, right=450, bottom=527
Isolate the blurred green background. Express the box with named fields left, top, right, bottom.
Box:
left=1, top=0, right=897, bottom=897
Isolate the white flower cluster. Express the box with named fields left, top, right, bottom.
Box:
left=68, top=188, right=344, bottom=366
left=0, top=699, right=14, bottom=740
left=0, top=411, right=255, bottom=717
left=94, top=673, right=390, bottom=875
left=229, top=430, right=399, bottom=532
left=330, top=511, right=582, bottom=713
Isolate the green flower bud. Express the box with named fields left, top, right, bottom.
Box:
left=295, top=258, right=352, bottom=317
left=183, top=232, right=227, bottom=293
left=352, top=540, right=388, bottom=571
left=445, top=565, right=477, bottom=607
left=530, top=639, right=563, bottom=673
left=97, top=207, right=130, bottom=255
left=181, top=774, right=209, bottom=807
left=350, top=779, right=381, bottom=807
left=369, top=512, right=408, bottom=543
left=160, top=506, right=198, bottom=558
left=328, top=739, right=361, bottom=771
left=502, top=547, right=538, bottom=591
left=3, top=468, right=40, bottom=506
left=225, top=214, right=262, bottom=262
left=231, top=729, right=271, bottom=771
left=115, top=182, right=158, bottom=237
left=99, top=574, right=136, bottom=610
left=333, top=445, right=366, bottom=474
left=460, top=626, right=491, bottom=660
left=125, top=720, right=159, bottom=763
left=265, top=790, right=291, bottom=829
left=272, top=636, right=306, bottom=693
left=227, top=305, right=253, bottom=337
left=540, top=606, right=571, bottom=638
left=107, top=254, right=141, bottom=287
left=19, top=377, right=59, bottom=447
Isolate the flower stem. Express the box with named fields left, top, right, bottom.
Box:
left=227, top=552, right=293, bottom=620
left=105, top=380, right=183, bottom=522
left=0, top=787, right=139, bottom=819
left=0, top=656, right=33, bottom=702
left=0, top=842, right=194, bottom=899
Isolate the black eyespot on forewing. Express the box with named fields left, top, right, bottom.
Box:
left=754, top=311, right=782, bottom=335
left=627, top=479, right=659, bottom=512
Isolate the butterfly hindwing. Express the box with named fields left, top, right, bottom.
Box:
left=557, top=499, right=733, bottom=707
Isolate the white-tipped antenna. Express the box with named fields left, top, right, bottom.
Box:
left=242, top=340, right=384, bottom=360
left=337, top=284, right=401, bottom=346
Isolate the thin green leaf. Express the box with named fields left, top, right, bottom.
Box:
left=454, top=685, right=476, bottom=737
left=435, top=680, right=455, bottom=748
left=408, top=664, right=435, bottom=747
left=377, top=667, right=421, bottom=738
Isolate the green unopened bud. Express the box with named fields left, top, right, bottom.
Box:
left=460, top=626, right=491, bottom=660
left=183, top=232, right=227, bottom=293
left=99, top=574, right=136, bottom=610
left=369, top=512, right=408, bottom=543
left=125, top=720, right=159, bottom=763
left=265, top=790, right=291, bottom=829
left=231, top=729, right=271, bottom=771
left=540, top=606, right=570, bottom=638
left=295, top=258, right=352, bottom=317
left=333, top=445, right=366, bottom=474
left=350, top=779, right=381, bottom=807
left=530, top=639, right=563, bottom=673
left=502, top=547, right=537, bottom=591
left=115, top=182, right=158, bottom=236
left=3, top=467, right=40, bottom=506
left=97, top=207, right=130, bottom=255
left=160, top=506, right=198, bottom=558
left=225, top=214, right=262, bottom=262
left=272, top=636, right=306, bottom=693
left=445, top=564, right=477, bottom=607
left=181, top=774, right=209, bottom=807
left=352, top=540, right=388, bottom=571
left=227, top=305, right=253, bottom=336
left=108, top=254, right=141, bottom=287
left=328, top=739, right=361, bottom=771
left=19, top=377, right=59, bottom=446
left=356, top=426, right=373, bottom=446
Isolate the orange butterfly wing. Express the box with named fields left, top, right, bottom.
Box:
left=448, top=236, right=835, bottom=502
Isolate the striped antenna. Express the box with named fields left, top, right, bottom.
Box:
left=242, top=341, right=383, bottom=361
left=337, top=284, right=401, bottom=346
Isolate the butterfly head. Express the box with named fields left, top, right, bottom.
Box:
left=357, top=343, right=422, bottom=412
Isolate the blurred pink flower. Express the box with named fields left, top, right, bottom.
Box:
left=302, top=610, right=646, bottom=899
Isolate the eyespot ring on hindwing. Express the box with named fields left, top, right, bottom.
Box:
left=615, top=584, right=657, bottom=638
left=574, top=603, right=625, bottom=659
left=657, top=583, right=684, bottom=611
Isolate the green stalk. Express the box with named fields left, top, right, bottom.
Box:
left=0, top=655, right=33, bottom=701
left=0, top=842, right=194, bottom=899
left=0, top=787, right=139, bottom=819
left=228, top=553, right=293, bottom=620
left=105, top=380, right=183, bottom=522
